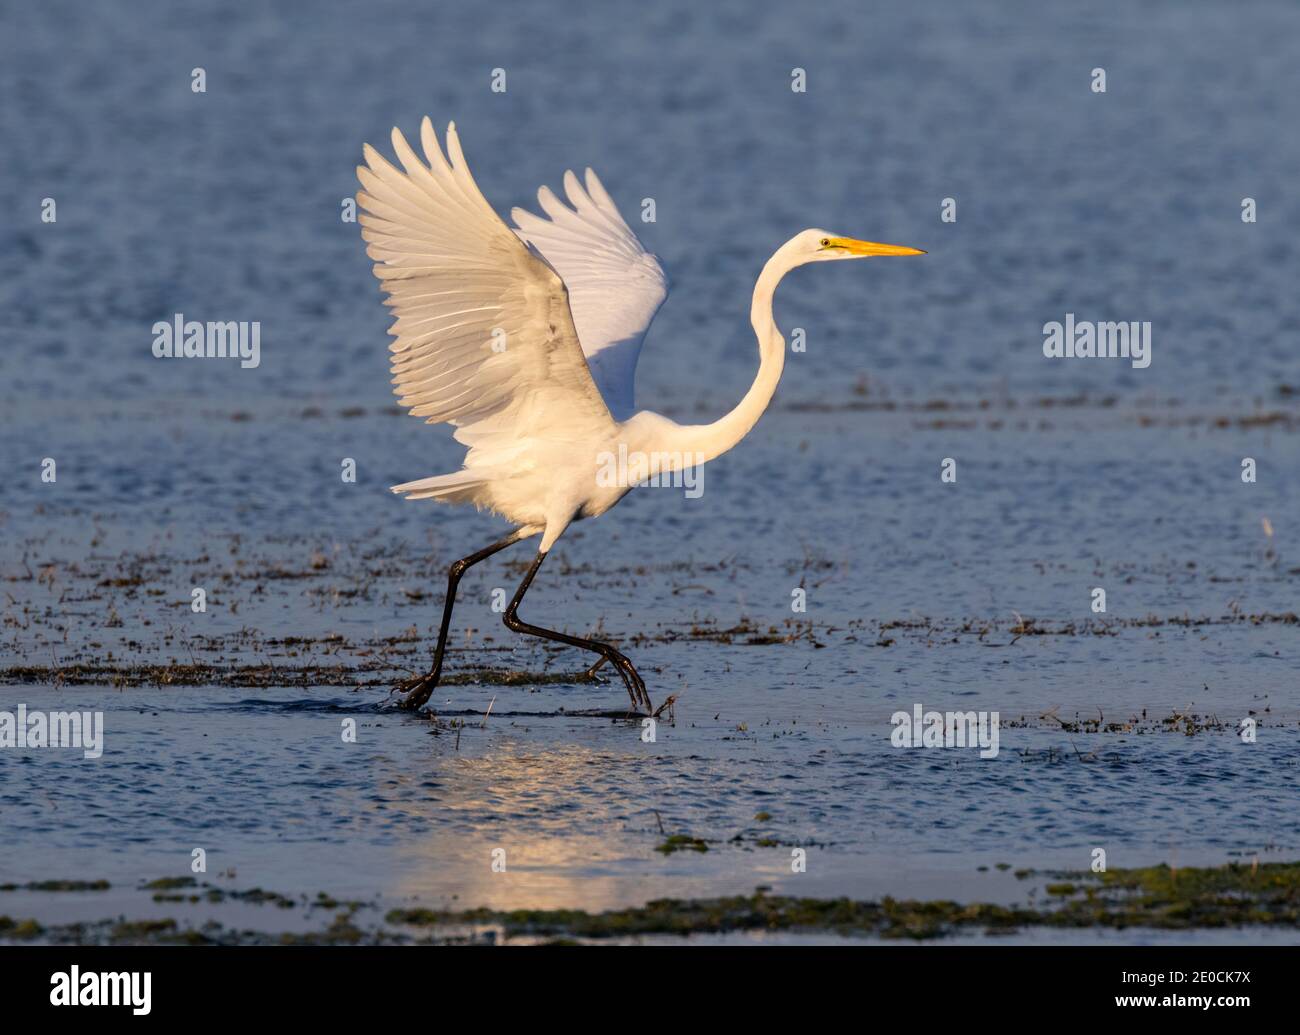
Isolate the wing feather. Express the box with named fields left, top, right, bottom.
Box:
left=511, top=168, right=668, bottom=420
left=356, top=118, right=616, bottom=477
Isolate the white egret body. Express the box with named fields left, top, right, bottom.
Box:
left=356, top=118, right=923, bottom=713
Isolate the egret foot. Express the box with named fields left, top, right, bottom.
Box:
left=585, top=655, right=652, bottom=713
left=392, top=670, right=440, bottom=711
left=618, top=656, right=653, bottom=715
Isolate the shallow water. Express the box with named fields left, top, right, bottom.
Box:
left=1, top=0, right=1298, bottom=941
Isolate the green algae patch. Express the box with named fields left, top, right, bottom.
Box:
left=1037, top=860, right=1300, bottom=930
left=655, top=834, right=710, bottom=855
left=388, top=895, right=1006, bottom=940
left=225, top=887, right=297, bottom=909
left=384, top=860, right=1300, bottom=941
left=0, top=879, right=110, bottom=893
left=9, top=861, right=1299, bottom=944
left=0, top=917, right=46, bottom=939
left=278, top=912, right=367, bottom=945
left=110, top=919, right=177, bottom=940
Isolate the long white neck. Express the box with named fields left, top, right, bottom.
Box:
left=668, top=246, right=795, bottom=464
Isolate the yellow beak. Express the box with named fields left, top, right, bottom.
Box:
left=828, top=237, right=926, bottom=257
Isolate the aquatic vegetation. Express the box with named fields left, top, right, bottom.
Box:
left=0, top=879, right=110, bottom=892
left=383, top=861, right=1300, bottom=941
left=3, top=861, right=1297, bottom=944
left=4, top=537, right=1296, bottom=700
left=142, top=876, right=197, bottom=891
left=655, top=834, right=710, bottom=855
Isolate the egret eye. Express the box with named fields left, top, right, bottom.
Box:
left=819, top=238, right=830, bottom=247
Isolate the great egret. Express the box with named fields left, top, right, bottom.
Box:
left=356, top=117, right=923, bottom=715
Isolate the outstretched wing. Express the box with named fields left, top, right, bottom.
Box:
left=511, top=169, right=668, bottom=421
left=356, top=118, right=617, bottom=485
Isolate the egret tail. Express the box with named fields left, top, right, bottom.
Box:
left=390, top=471, right=489, bottom=503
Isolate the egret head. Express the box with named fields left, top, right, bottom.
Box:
left=795, top=228, right=926, bottom=264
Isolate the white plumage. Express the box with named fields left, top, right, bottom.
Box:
left=510, top=168, right=668, bottom=421
left=358, top=120, right=626, bottom=548
left=356, top=117, right=923, bottom=712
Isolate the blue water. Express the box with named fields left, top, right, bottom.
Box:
left=1, top=0, right=1297, bottom=941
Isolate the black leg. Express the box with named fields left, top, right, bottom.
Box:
left=504, top=551, right=653, bottom=714
left=395, top=530, right=524, bottom=711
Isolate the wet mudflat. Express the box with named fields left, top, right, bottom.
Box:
left=2, top=400, right=1297, bottom=943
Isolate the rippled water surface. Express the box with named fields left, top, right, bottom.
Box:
left=1, top=0, right=1298, bottom=941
